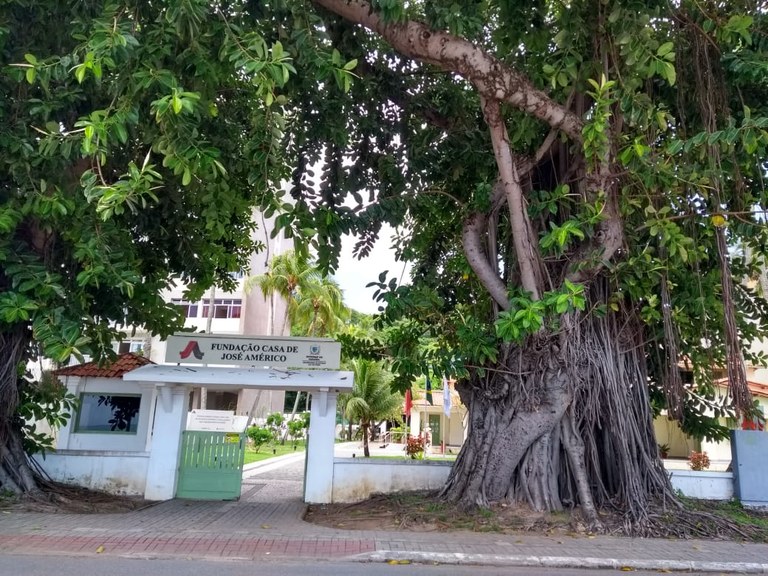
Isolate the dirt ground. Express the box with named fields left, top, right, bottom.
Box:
left=304, top=490, right=768, bottom=542
left=0, top=483, right=155, bottom=514
left=306, top=491, right=603, bottom=535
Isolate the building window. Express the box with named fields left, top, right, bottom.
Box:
left=118, top=340, right=144, bottom=355
left=171, top=298, right=199, bottom=318
left=229, top=270, right=246, bottom=280
left=76, top=394, right=141, bottom=434
left=202, top=298, right=242, bottom=319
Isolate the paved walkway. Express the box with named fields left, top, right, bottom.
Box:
left=1, top=453, right=768, bottom=573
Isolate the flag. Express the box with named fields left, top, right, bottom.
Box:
left=443, top=377, right=451, bottom=417
left=425, top=375, right=433, bottom=405
left=404, top=388, right=412, bottom=416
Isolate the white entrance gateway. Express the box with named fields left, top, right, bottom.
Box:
left=124, top=333, right=352, bottom=502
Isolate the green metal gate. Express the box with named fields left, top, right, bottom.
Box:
left=176, top=431, right=246, bottom=500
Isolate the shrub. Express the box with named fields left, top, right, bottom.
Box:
left=247, top=426, right=274, bottom=452
left=404, top=435, right=426, bottom=459
left=688, top=451, right=711, bottom=471
left=266, top=411, right=285, bottom=429
left=287, top=418, right=306, bottom=445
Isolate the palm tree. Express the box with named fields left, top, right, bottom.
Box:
left=244, top=250, right=320, bottom=336
left=292, top=277, right=349, bottom=336
left=344, top=359, right=403, bottom=457
left=246, top=252, right=351, bottom=440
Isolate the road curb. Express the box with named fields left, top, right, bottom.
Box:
left=358, top=551, right=768, bottom=573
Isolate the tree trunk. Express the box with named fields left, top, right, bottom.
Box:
left=441, top=289, right=674, bottom=530
left=281, top=391, right=302, bottom=444
left=362, top=422, right=370, bottom=457
left=0, top=326, right=43, bottom=496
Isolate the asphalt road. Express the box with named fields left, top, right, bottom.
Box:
left=0, top=555, right=733, bottom=576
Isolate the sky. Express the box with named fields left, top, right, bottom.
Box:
left=333, top=223, right=411, bottom=314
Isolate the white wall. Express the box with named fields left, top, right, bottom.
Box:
left=33, top=451, right=149, bottom=496
left=331, top=460, right=735, bottom=504
left=669, top=470, right=734, bottom=500
left=700, top=437, right=734, bottom=464
left=332, top=459, right=452, bottom=503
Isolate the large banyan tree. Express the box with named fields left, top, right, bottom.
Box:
left=268, top=0, right=768, bottom=530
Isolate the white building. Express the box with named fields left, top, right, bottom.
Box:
left=117, top=210, right=291, bottom=420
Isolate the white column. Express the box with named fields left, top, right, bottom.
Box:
left=144, top=384, right=189, bottom=500
left=304, top=389, right=337, bottom=503
left=54, top=376, right=81, bottom=450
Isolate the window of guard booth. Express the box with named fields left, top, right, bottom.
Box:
left=118, top=340, right=144, bottom=354
left=75, top=393, right=141, bottom=434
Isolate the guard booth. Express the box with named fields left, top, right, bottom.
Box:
left=123, top=334, right=353, bottom=503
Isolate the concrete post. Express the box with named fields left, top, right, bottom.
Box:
left=144, top=384, right=189, bottom=500
left=54, top=375, right=81, bottom=450
left=304, top=389, right=337, bottom=503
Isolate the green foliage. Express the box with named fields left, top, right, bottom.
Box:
left=246, top=426, right=276, bottom=452
left=246, top=250, right=349, bottom=337
left=343, top=359, right=402, bottom=431
left=265, top=412, right=285, bottom=431
left=495, top=282, right=586, bottom=343
left=1, top=0, right=292, bottom=382
left=287, top=417, right=307, bottom=444
left=582, top=74, right=617, bottom=169
left=17, top=372, right=78, bottom=455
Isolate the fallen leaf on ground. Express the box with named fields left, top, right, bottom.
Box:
left=96, top=545, right=105, bottom=553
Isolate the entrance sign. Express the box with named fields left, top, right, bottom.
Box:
left=186, top=409, right=248, bottom=433
left=165, top=333, right=341, bottom=369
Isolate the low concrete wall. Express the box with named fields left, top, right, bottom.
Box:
left=331, top=459, right=739, bottom=504
left=668, top=469, right=733, bottom=500
left=33, top=450, right=150, bottom=496
left=332, top=458, right=452, bottom=503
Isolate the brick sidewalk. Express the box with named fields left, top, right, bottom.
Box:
left=2, top=495, right=768, bottom=572
left=1, top=457, right=767, bottom=572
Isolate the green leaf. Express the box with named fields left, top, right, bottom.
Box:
left=74, top=64, right=86, bottom=83
left=662, top=62, right=676, bottom=86
left=172, top=94, right=182, bottom=114
left=657, top=42, right=674, bottom=57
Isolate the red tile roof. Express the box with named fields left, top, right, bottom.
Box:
left=713, top=377, right=768, bottom=399
left=748, top=381, right=768, bottom=399
left=54, top=353, right=154, bottom=378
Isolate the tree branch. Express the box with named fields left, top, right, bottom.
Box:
left=313, top=0, right=583, bottom=141
left=483, top=97, right=542, bottom=299
left=461, top=213, right=510, bottom=310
